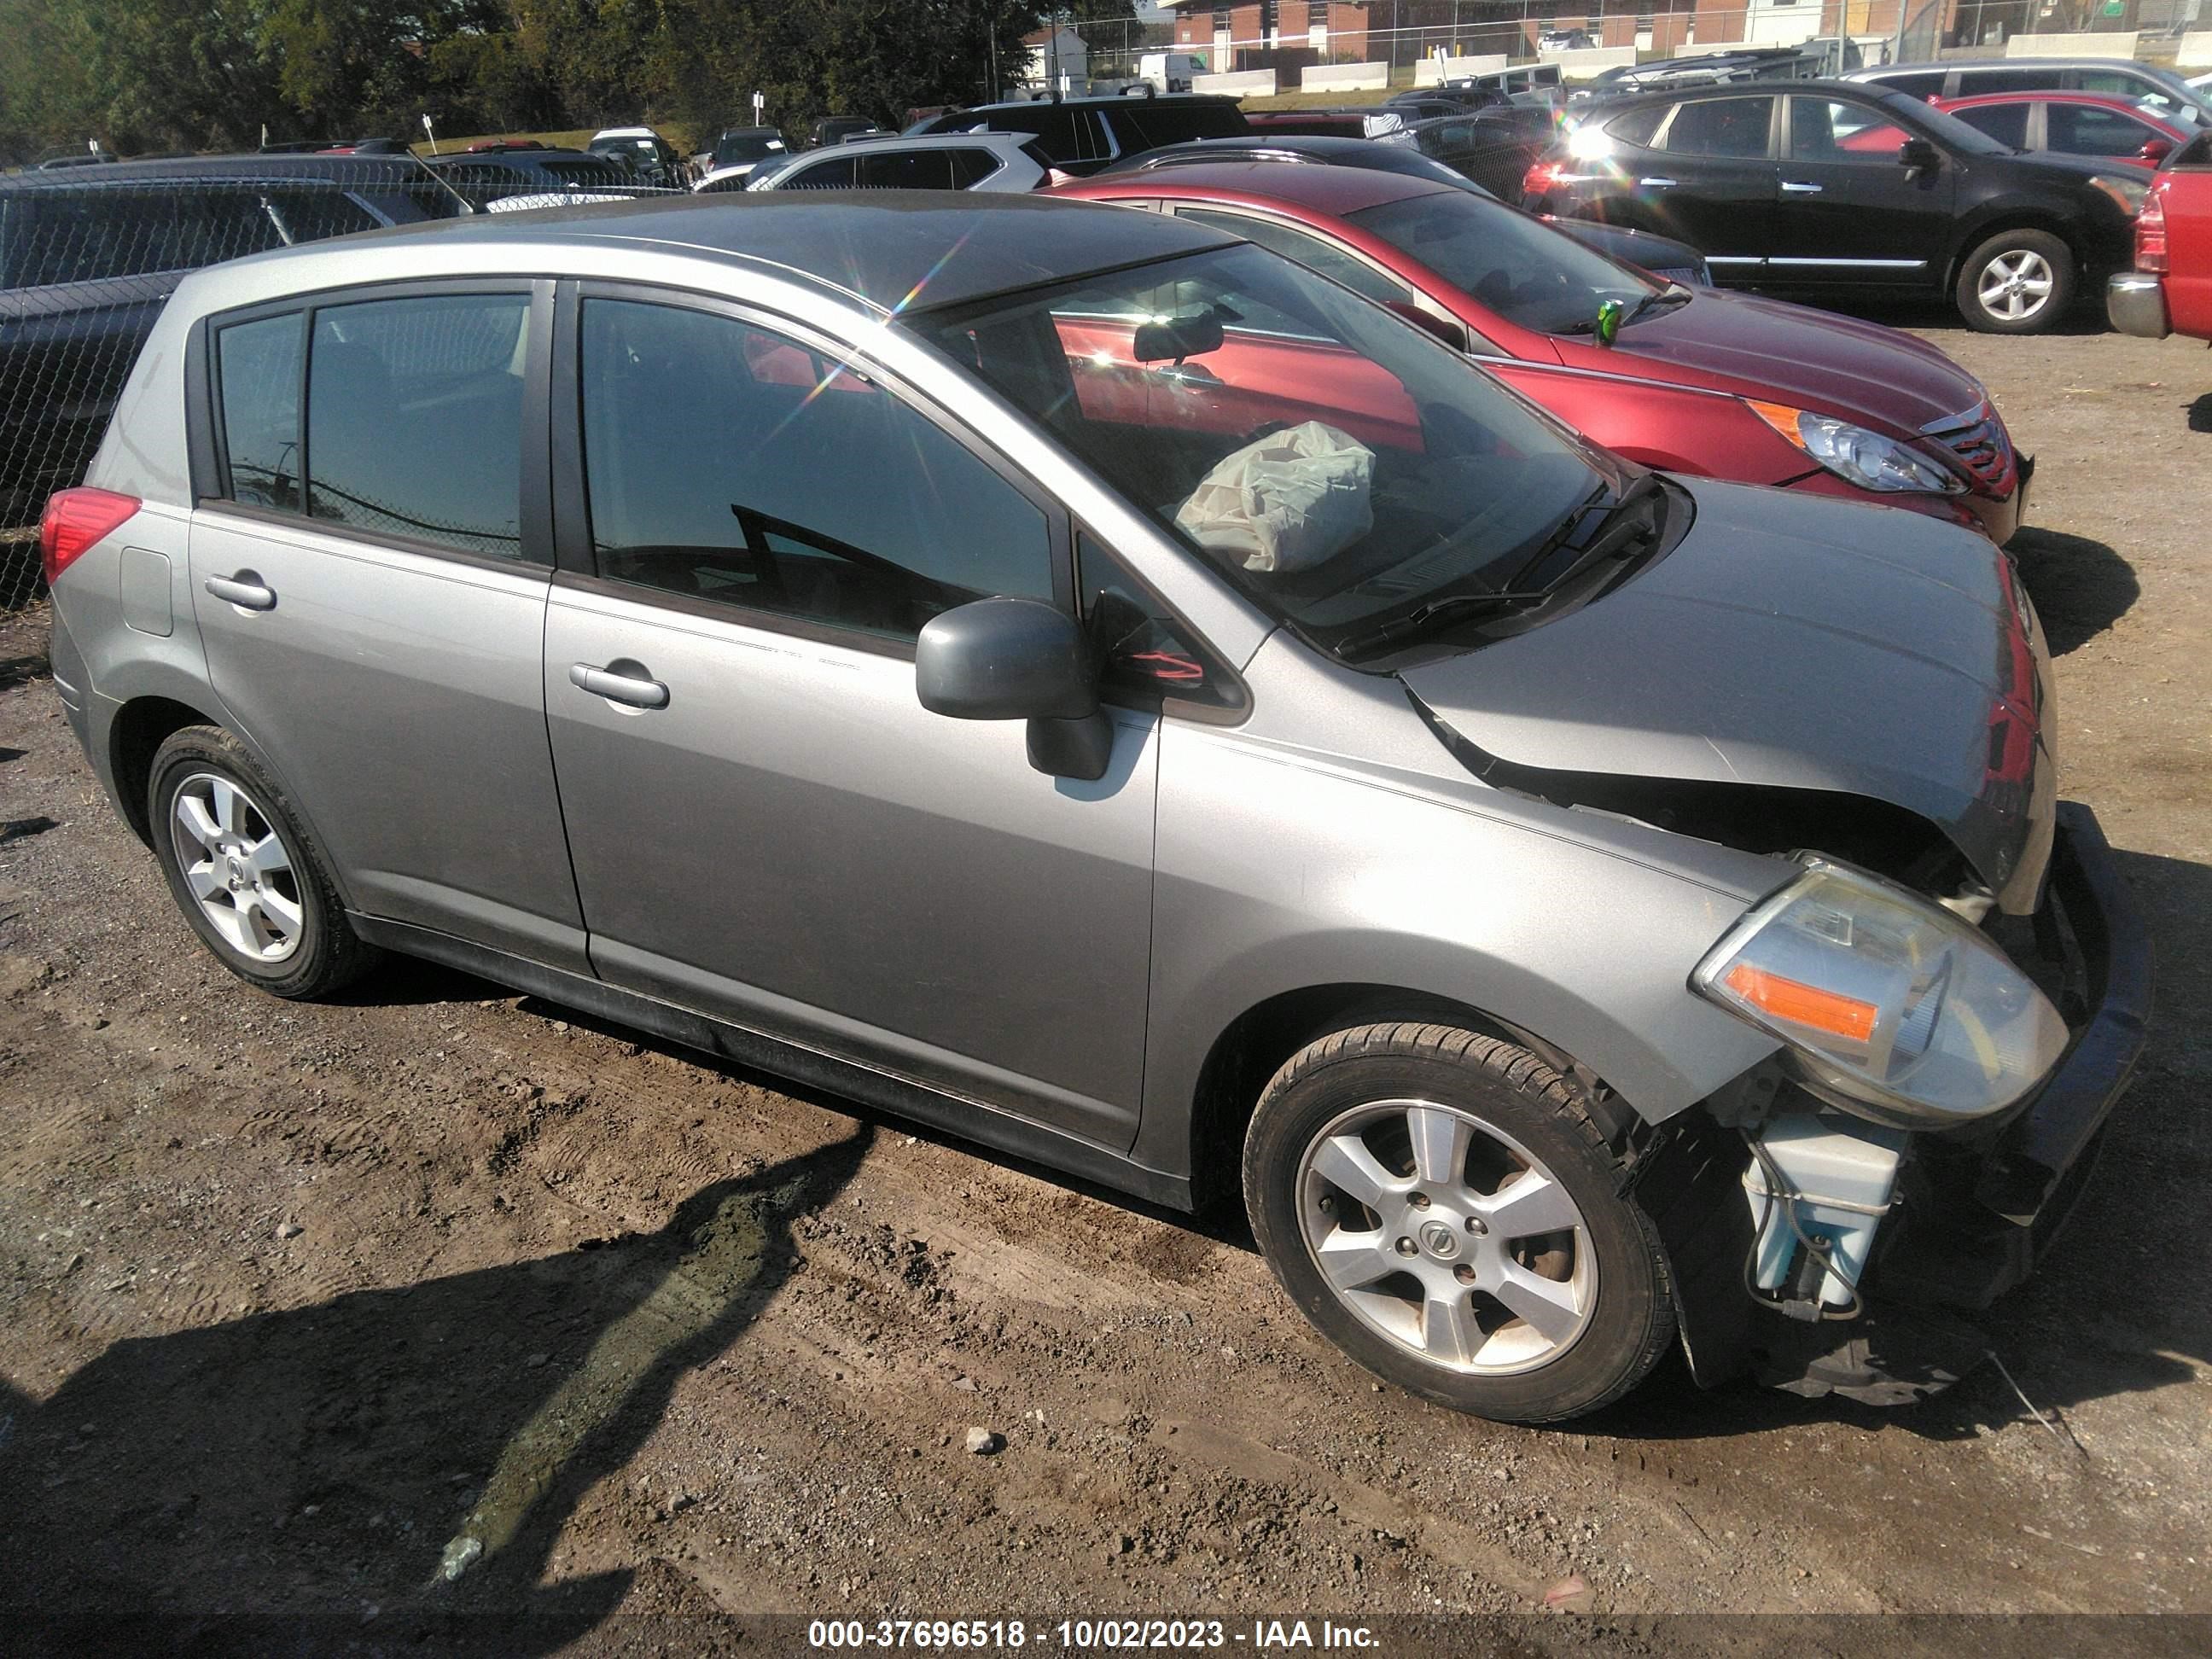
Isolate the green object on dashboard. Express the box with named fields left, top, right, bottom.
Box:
left=1596, top=298, right=1623, bottom=347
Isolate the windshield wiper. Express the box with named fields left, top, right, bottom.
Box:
left=1333, top=587, right=1553, bottom=660
left=1621, top=282, right=1693, bottom=325
left=1507, top=472, right=1665, bottom=591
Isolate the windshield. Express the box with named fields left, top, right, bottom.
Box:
left=716, top=131, right=784, bottom=166
left=905, top=242, right=1611, bottom=649
left=1348, top=190, right=1655, bottom=334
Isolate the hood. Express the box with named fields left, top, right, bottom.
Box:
left=1398, top=479, right=2056, bottom=912
left=1593, top=286, right=1988, bottom=440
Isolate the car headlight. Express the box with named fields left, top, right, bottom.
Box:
left=1694, top=861, right=2068, bottom=1129
left=1748, top=400, right=1966, bottom=495
left=2087, top=173, right=2146, bottom=218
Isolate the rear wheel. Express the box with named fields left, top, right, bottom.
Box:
left=1243, top=1022, right=1674, bottom=1423
left=148, top=725, right=376, bottom=999
left=1955, top=229, right=2075, bottom=334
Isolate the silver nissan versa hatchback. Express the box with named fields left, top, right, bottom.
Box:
left=44, top=194, right=2148, bottom=1423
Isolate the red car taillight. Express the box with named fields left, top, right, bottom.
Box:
left=1523, top=160, right=1564, bottom=198
left=2137, top=188, right=2168, bottom=274
left=38, top=486, right=140, bottom=585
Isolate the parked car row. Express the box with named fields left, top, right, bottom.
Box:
left=39, top=183, right=2146, bottom=1428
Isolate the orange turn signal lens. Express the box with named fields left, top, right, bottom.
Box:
left=1723, top=963, right=1877, bottom=1043
left=1746, top=400, right=1810, bottom=450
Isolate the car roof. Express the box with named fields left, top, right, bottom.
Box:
left=196, top=193, right=1236, bottom=317
left=428, top=148, right=602, bottom=165
left=956, top=94, right=1240, bottom=113
left=1860, top=55, right=2157, bottom=73
left=0, top=152, right=444, bottom=190
left=1065, top=159, right=1447, bottom=214
left=810, top=131, right=1035, bottom=154
left=1587, top=77, right=1916, bottom=112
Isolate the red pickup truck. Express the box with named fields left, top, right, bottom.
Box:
left=2108, top=131, right=2212, bottom=340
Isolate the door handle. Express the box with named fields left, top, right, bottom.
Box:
left=204, top=573, right=276, bottom=611
left=1638, top=177, right=1678, bottom=189
left=1781, top=181, right=1824, bottom=194
left=568, top=661, right=669, bottom=709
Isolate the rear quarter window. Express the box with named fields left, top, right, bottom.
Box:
left=1604, top=104, right=1666, bottom=147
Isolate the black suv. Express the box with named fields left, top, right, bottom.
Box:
left=1526, top=81, right=2142, bottom=331
left=0, top=155, right=463, bottom=526
left=905, top=95, right=1249, bottom=175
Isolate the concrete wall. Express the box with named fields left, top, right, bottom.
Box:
left=1301, top=61, right=1388, bottom=92
left=1191, top=68, right=1278, bottom=97
left=2177, top=32, right=2212, bottom=68
left=2005, top=31, right=2139, bottom=59
left=1412, top=54, right=1510, bottom=85
left=1540, top=44, right=1639, bottom=79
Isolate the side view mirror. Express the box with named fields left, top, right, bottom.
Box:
left=1384, top=300, right=1470, bottom=352
left=1898, top=137, right=1941, bottom=175
left=2139, top=139, right=2173, bottom=167
left=915, top=597, right=1112, bottom=781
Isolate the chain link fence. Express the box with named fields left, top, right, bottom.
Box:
left=0, top=154, right=681, bottom=610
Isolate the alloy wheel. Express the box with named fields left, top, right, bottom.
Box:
left=1294, top=1097, right=1596, bottom=1375
left=1977, top=250, right=2054, bottom=323
left=169, top=771, right=305, bottom=963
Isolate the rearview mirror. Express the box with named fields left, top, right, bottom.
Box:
left=1384, top=300, right=1470, bottom=352
left=915, top=597, right=1112, bottom=781
left=1898, top=137, right=1941, bottom=175
left=1132, top=309, right=1225, bottom=363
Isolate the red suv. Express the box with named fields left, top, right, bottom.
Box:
left=1054, top=162, right=2028, bottom=542
left=2108, top=132, right=2212, bottom=343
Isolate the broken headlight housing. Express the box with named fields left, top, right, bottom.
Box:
left=1694, top=861, right=2068, bottom=1130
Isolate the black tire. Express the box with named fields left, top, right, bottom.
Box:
left=147, top=725, right=377, bottom=999
left=1954, top=228, right=2075, bottom=335
left=1243, top=1022, right=1674, bottom=1423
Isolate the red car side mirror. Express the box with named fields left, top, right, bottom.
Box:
left=2139, top=139, right=2173, bottom=167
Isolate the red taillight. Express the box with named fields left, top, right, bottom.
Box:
left=1522, top=160, right=1563, bottom=198
left=2137, top=188, right=2168, bottom=274
left=38, top=486, right=141, bottom=585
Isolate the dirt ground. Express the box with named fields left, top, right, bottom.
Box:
left=0, top=310, right=2208, bottom=1649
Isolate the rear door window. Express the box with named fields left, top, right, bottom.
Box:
left=1604, top=104, right=1667, bottom=148
left=1662, top=96, right=1776, bottom=158
left=858, top=148, right=957, bottom=189
left=1876, top=71, right=1947, bottom=99
left=2046, top=102, right=2159, bottom=158
left=1954, top=68, right=2055, bottom=96
left=215, top=313, right=305, bottom=510
left=1947, top=102, right=2029, bottom=149
left=947, top=148, right=1004, bottom=188
left=306, top=293, right=531, bottom=559
left=785, top=154, right=856, bottom=189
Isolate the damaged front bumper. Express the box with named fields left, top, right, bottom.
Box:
left=1652, top=800, right=2151, bottom=1406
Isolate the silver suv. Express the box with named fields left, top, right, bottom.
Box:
left=42, top=195, right=2146, bottom=1423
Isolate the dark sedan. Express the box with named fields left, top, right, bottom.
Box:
left=1525, top=81, right=2142, bottom=331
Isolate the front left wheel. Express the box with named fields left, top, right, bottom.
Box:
left=148, top=725, right=377, bottom=999
left=1243, top=1022, right=1674, bottom=1423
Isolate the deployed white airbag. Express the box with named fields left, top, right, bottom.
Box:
left=1173, top=420, right=1375, bottom=574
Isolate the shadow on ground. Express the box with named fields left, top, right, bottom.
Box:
left=2011, top=525, right=2139, bottom=655
left=2190, top=393, right=2212, bottom=434
left=0, top=1124, right=875, bottom=1647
